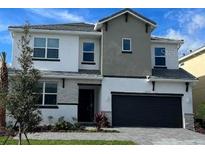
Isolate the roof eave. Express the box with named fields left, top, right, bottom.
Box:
left=151, top=39, right=184, bottom=45
left=147, top=77, right=198, bottom=83
left=179, top=46, right=205, bottom=62
left=8, top=27, right=102, bottom=36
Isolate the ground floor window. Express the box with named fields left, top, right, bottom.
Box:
left=36, top=81, right=57, bottom=106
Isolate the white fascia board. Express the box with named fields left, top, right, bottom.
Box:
left=151, top=39, right=184, bottom=45
left=8, top=28, right=102, bottom=36
left=146, top=77, right=198, bottom=83
left=179, top=46, right=205, bottom=62
left=94, top=10, right=156, bottom=30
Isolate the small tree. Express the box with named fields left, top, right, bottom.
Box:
left=4, top=23, right=41, bottom=145
left=0, top=52, right=8, bottom=130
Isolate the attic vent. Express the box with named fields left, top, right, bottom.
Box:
left=125, top=13, right=128, bottom=22
left=145, top=23, right=149, bottom=33
left=105, top=22, right=108, bottom=31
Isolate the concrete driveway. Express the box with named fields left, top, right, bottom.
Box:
left=118, top=128, right=205, bottom=144
left=24, top=128, right=205, bottom=145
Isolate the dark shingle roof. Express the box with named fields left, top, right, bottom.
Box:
left=8, top=68, right=101, bottom=77
left=98, top=8, right=156, bottom=25
left=9, top=22, right=96, bottom=32
left=152, top=68, right=197, bottom=80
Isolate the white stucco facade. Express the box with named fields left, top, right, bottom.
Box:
left=151, top=42, right=179, bottom=69
left=79, top=37, right=101, bottom=70
left=100, top=77, right=193, bottom=128
left=11, top=32, right=101, bottom=72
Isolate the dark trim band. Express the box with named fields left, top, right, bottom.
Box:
left=111, top=92, right=184, bottom=97
left=103, top=75, right=147, bottom=79
left=58, top=103, right=78, bottom=105
left=122, top=51, right=132, bottom=54
left=32, top=58, right=60, bottom=62
left=78, top=83, right=102, bottom=86
left=154, top=66, right=167, bottom=69
left=38, top=105, right=59, bottom=109
left=81, top=62, right=96, bottom=65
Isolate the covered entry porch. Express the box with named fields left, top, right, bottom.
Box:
left=78, top=83, right=101, bottom=123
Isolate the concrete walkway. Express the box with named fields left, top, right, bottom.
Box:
left=17, top=128, right=205, bottom=145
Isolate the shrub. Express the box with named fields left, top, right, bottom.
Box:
left=195, top=103, right=205, bottom=120
left=53, top=116, right=73, bottom=131
left=47, top=116, right=54, bottom=125
left=95, top=112, right=109, bottom=131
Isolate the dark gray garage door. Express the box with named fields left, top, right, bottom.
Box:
left=112, top=93, right=183, bottom=128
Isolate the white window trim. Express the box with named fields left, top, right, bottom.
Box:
left=122, top=38, right=132, bottom=52
left=154, top=47, right=166, bottom=67
left=39, top=81, right=58, bottom=106
left=82, top=42, right=95, bottom=62
left=33, top=37, right=60, bottom=60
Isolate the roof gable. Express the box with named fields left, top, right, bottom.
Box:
left=95, top=8, right=157, bottom=30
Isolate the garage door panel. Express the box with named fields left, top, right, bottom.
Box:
left=112, top=94, right=183, bottom=128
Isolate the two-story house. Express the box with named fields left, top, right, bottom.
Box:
left=8, top=9, right=197, bottom=130
left=179, top=46, right=205, bottom=119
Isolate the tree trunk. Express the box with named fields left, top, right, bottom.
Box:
left=18, top=123, right=22, bottom=145
left=24, top=132, right=30, bottom=145
left=0, top=107, right=5, bottom=129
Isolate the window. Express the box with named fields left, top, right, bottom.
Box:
left=122, top=38, right=132, bottom=52
left=155, top=48, right=166, bottom=66
left=33, top=38, right=59, bottom=59
left=36, top=82, right=57, bottom=106
left=83, top=42, right=94, bottom=62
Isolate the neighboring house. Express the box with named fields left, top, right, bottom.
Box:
left=8, top=9, right=197, bottom=129
left=179, top=46, right=205, bottom=118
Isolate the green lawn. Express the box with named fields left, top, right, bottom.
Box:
left=0, top=137, right=135, bottom=145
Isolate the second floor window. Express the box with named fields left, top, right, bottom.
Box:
left=155, top=47, right=166, bottom=67
left=122, top=38, right=132, bottom=52
left=36, top=81, right=57, bottom=106
left=34, top=38, right=59, bottom=59
left=83, top=42, right=94, bottom=62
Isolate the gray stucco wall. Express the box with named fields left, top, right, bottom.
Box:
left=102, top=14, right=152, bottom=77
left=57, top=78, right=101, bottom=104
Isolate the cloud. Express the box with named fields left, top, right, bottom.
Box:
left=187, top=14, right=205, bottom=34
left=162, top=9, right=205, bottom=56
left=164, top=9, right=205, bottom=34
left=163, top=28, right=204, bottom=57
left=26, top=9, right=85, bottom=22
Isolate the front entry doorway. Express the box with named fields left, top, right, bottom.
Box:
left=78, top=89, right=94, bottom=122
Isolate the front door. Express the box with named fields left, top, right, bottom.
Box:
left=78, top=89, right=94, bottom=122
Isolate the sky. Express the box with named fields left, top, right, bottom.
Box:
left=1, top=8, right=205, bottom=63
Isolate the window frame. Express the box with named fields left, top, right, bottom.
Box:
left=154, top=47, right=166, bottom=67
left=33, top=37, right=60, bottom=60
left=82, top=42, right=95, bottom=63
left=37, top=81, right=58, bottom=106
left=122, top=38, right=132, bottom=52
